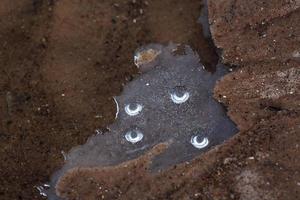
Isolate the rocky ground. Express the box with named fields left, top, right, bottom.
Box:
left=0, top=0, right=299, bottom=200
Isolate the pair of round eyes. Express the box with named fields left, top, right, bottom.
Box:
left=124, top=87, right=190, bottom=116
left=124, top=130, right=209, bottom=149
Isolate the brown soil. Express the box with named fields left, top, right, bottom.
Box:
left=0, top=0, right=216, bottom=199
left=0, top=0, right=299, bottom=200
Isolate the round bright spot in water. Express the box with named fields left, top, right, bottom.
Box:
left=125, top=103, right=143, bottom=116
left=170, top=86, right=190, bottom=104
left=125, top=129, right=144, bottom=144
left=191, top=135, right=209, bottom=149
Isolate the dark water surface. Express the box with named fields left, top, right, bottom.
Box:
left=46, top=43, right=237, bottom=199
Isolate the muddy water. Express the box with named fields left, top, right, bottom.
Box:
left=0, top=0, right=221, bottom=199
left=46, top=43, right=237, bottom=199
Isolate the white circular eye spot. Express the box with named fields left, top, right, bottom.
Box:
left=125, top=103, right=143, bottom=116
left=191, top=136, right=209, bottom=149
left=170, top=86, right=190, bottom=104
left=171, top=92, right=190, bottom=104
left=125, top=130, right=144, bottom=144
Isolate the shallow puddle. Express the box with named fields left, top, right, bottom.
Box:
left=45, top=43, right=237, bottom=199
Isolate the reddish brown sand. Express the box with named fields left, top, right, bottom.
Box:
left=0, top=0, right=299, bottom=200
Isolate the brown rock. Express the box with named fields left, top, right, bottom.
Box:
left=208, top=0, right=300, bottom=64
